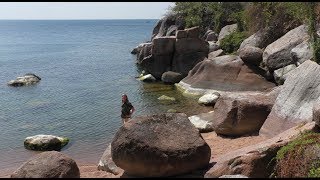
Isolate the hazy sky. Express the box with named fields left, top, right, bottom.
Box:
left=0, top=2, right=174, bottom=20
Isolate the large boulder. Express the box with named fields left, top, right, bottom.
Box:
left=217, top=24, right=238, bottom=45
left=24, top=134, right=69, bottom=151
left=262, top=25, right=309, bottom=71
left=178, top=55, right=275, bottom=94
left=212, top=88, right=280, bottom=136
left=7, top=73, right=41, bottom=87
left=291, top=40, right=313, bottom=65
left=259, top=60, right=320, bottom=138
left=111, top=113, right=211, bottom=177
left=239, top=27, right=276, bottom=50
left=98, top=143, right=123, bottom=175
left=205, top=122, right=317, bottom=178
left=273, top=64, right=297, bottom=85
left=11, top=151, right=80, bottom=178
left=239, top=46, right=263, bottom=66
left=161, top=71, right=184, bottom=84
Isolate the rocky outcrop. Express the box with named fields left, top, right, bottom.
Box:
left=239, top=46, right=263, bottom=66
left=98, top=143, right=123, bottom=175
left=217, top=24, right=238, bottom=45
left=273, top=64, right=297, bottom=85
left=161, top=71, right=184, bottom=84
left=11, top=151, right=80, bottom=178
left=140, top=26, right=209, bottom=79
left=291, top=40, right=313, bottom=65
left=212, top=88, right=280, bottom=136
left=151, top=15, right=185, bottom=40
left=259, top=60, right=320, bottom=138
left=188, top=111, right=215, bottom=133
left=262, top=25, right=309, bottom=71
left=24, top=135, right=69, bottom=151
left=111, top=113, right=211, bottom=177
left=205, top=122, right=317, bottom=178
left=7, top=73, right=41, bottom=87
left=177, top=55, right=275, bottom=95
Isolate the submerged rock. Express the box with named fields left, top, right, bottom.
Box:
left=157, top=95, right=176, bottom=101
left=24, top=134, right=69, bottom=151
left=11, top=151, right=80, bottom=178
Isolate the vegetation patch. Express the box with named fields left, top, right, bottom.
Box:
left=274, top=131, right=320, bottom=177
left=219, top=31, right=248, bottom=54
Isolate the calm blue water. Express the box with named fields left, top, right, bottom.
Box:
left=0, top=20, right=211, bottom=172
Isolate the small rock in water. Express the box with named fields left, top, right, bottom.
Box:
left=198, top=92, right=220, bottom=106
left=7, top=73, right=41, bottom=87
left=158, top=95, right=176, bottom=101
left=24, top=134, right=69, bottom=151
left=138, top=74, right=156, bottom=82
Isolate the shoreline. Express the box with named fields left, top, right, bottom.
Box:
left=0, top=131, right=267, bottom=178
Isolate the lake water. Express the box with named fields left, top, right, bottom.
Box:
left=0, top=20, right=211, bottom=172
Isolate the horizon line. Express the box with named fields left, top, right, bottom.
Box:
left=0, top=18, right=160, bottom=20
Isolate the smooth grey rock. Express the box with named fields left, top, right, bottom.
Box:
left=198, top=92, right=220, bottom=106
left=217, top=24, right=238, bottom=45
left=273, top=64, right=297, bottom=85
left=291, top=40, right=313, bottom=64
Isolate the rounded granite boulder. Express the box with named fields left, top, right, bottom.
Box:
left=111, top=113, right=211, bottom=177
left=24, top=134, right=69, bottom=151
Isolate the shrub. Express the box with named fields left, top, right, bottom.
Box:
left=219, top=31, right=247, bottom=54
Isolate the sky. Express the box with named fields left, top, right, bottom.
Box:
left=0, top=2, right=174, bottom=20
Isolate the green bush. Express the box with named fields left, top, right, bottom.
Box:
left=219, top=31, right=247, bottom=54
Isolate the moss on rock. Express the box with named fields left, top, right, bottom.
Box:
left=274, top=131, right=320, bottom=177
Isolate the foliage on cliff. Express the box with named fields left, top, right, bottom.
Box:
left=170, top=2, right=320, bottom=62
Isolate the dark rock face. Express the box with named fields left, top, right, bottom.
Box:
left=212, top=88, right=280, bottom=136
left=180, top=55, right=275, bottom=92
left=161, top=71, right=184, bottom=84
left=111, top=113, right=211, bottom=177
left=137, top=43, right=153, bottom=64
left=259, top=60, right=320, bottom=138
left=11, top=151, right=80, bottom=178
left=140, top=54, right=173, bottom=79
